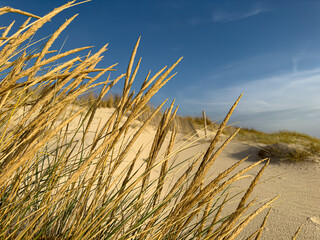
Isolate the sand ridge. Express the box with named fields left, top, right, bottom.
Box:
left=55, top=106, right=320, bottom=239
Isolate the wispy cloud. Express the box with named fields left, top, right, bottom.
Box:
left=188, top=3, right=268, bottom=26
left=291, top=50, right=307, bottom=73
left=212, top=6, right=268, bottom=23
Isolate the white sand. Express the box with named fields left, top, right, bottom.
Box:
left=18, top=105, right=320, bottom=239
left=208, top=140, right=320, bottom=239
left=89, top=108, right=320, bottom=238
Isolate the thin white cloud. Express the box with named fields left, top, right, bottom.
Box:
left=212, top=7, right=267, bottom=23
left=188, top=3, right=268, bottom=25
left=292, top=56, right=299, bottom=73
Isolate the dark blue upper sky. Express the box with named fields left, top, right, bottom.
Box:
left=2, top=0, right=320, bottom=137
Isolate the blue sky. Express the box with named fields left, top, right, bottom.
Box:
left=2, top=0, right=320, bottom=137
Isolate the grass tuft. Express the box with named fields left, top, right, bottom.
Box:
left=238, top=128, right=320, bottom=162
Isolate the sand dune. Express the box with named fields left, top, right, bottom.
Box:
left=57, top=106, right=320, bottom=239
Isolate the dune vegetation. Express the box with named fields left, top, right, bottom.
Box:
left=77, top=93, right=320, bottom=164
left=0, top=1, right=293, bottom=239
left=174, top=112, right=320, bottom=163
left=236, top=129, right=320, bottom=162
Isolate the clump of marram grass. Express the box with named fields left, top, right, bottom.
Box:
left=238, top=128, right=320, bottom=162
left=76, top=92, right=122, bottom=108
left=184, top=116, right=214, bottom=127
left=258, top=143, right=311, bottom=162
left=0, top=1, right=296, bottom=239
left=182, top=115, right=239, bottom=136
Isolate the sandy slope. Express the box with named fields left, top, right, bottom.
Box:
left=208, top=140, right=320, bottom=239
left=27, top=105, right=320, bottom=239
left=164, top=130, right=320, bottom=239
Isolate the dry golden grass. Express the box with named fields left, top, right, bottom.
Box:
left=238, top=128, right=320, bottom=162
left=0, top=1, right=286, bottom=239
left=76, top=92, right=122, bottom=109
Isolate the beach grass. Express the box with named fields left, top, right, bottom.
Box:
left=238, top=128, right=320, bottom=162
left=76, top=92, right=122, bottom=109
left=0, top=2, right=280, bottom=239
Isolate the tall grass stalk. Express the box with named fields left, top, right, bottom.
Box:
left=0, top=2, right=278, bottom=239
